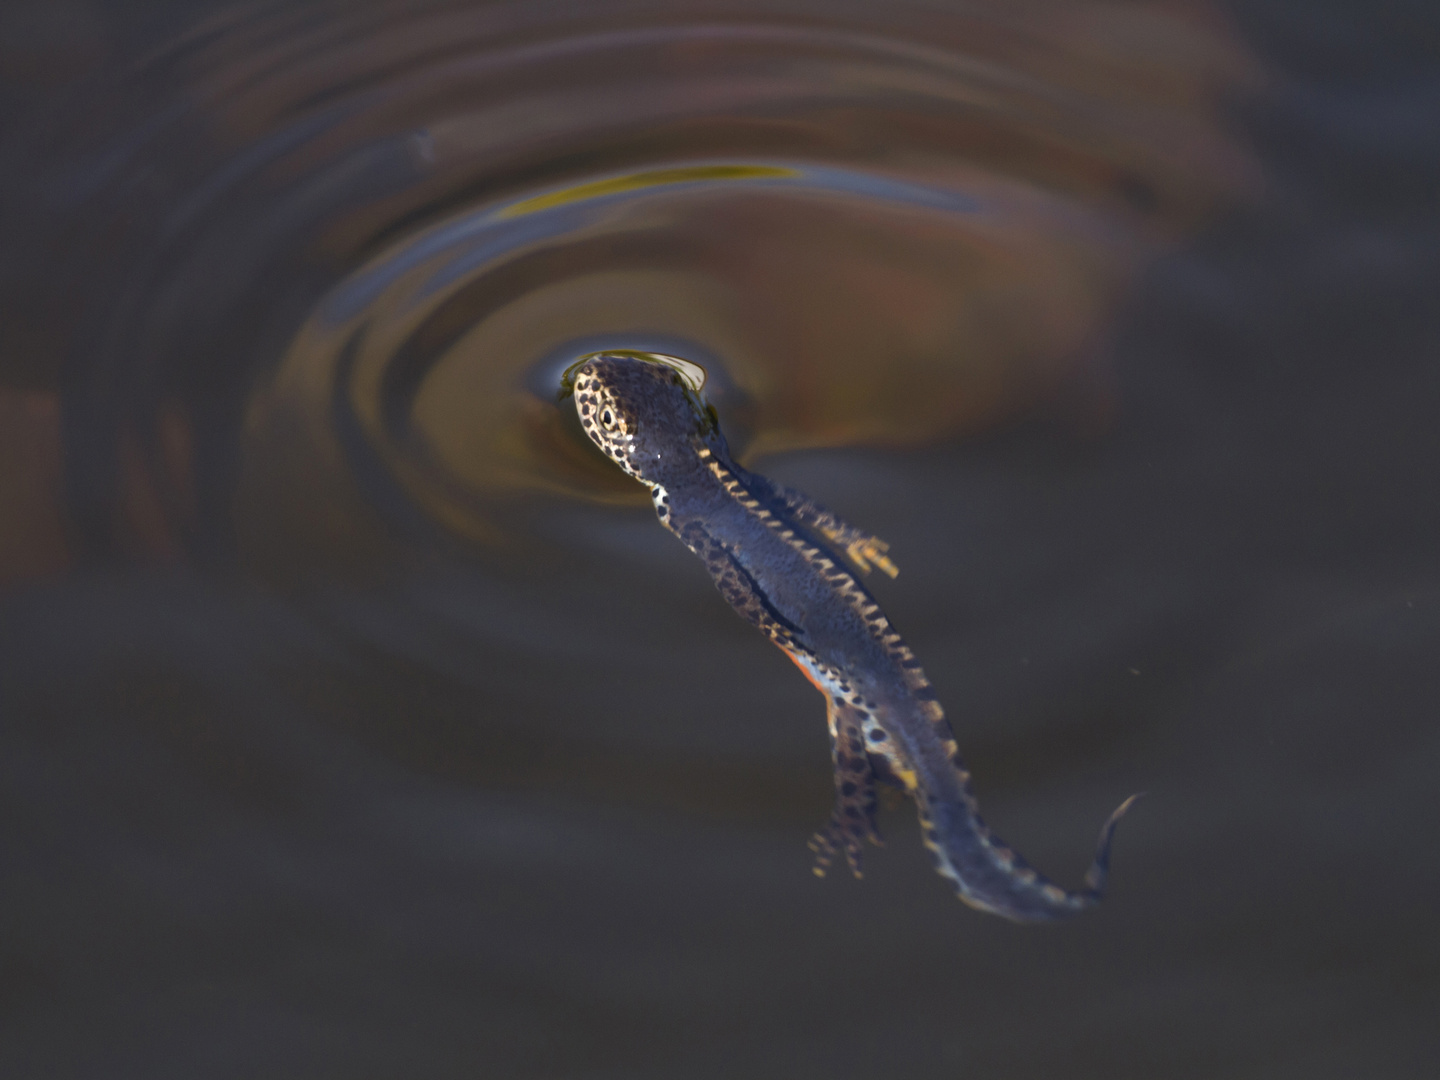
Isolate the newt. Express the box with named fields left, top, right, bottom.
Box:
left=564, top=352, right=1138, bottom=922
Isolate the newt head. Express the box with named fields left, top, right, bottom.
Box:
left=565, top=351, right=721, bottom=484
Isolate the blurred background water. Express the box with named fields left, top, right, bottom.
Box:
left=1, top=0, right=1438, bottom=1076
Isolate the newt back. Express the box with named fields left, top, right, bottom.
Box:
left=567, top=352, right=1138, bottom=922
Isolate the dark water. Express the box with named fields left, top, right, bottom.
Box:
left=2, top=0, right=1438, bottom=1075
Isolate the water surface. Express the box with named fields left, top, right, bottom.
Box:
left=1, top=0, right=1437, bottom=1076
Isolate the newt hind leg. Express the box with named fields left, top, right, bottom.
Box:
left=809, top=702, right=883, bottom=878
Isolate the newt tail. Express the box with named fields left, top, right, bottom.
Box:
left=920, top=790, right=1142, bottom=921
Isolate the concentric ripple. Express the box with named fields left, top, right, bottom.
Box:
left=24, top=0, right=1259, bottom=572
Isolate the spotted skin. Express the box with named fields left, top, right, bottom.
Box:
left=568, top=353, right=1138, bottom=922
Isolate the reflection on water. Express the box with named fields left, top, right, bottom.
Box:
left=3, top=0, right=1440, bottom=1076
left=5, top=0, right=1259, bottom=572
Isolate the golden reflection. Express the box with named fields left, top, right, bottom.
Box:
left=231, top=0, right=1262, bottom=571
left=498, top=165, right=798, bottom=219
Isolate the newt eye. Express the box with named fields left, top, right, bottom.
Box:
left=601, top=408, right=615, bottom=429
